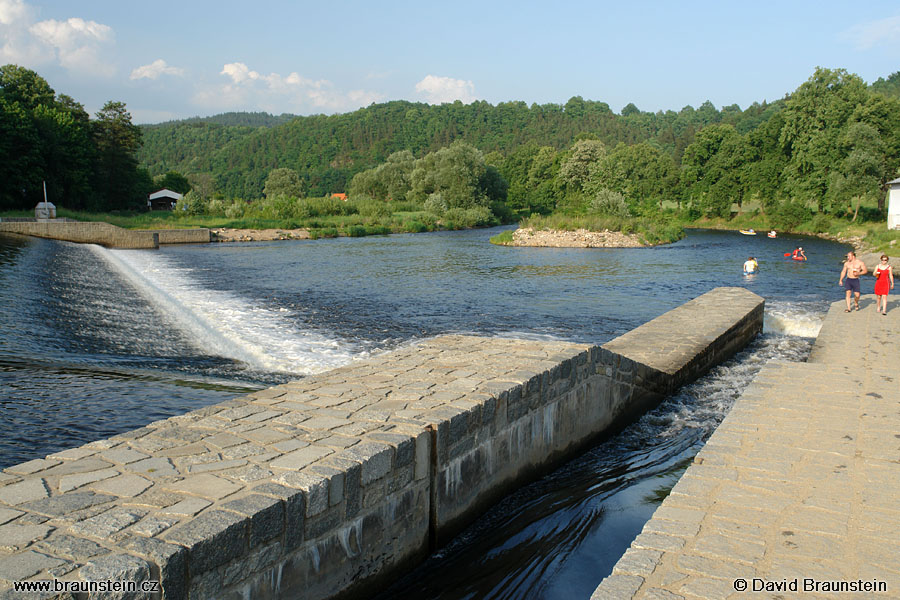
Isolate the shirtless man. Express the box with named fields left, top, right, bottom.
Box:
left=839, top=251, right=868, bottom=311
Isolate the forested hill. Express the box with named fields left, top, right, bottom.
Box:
left=136, top=97, right=784, bottom=198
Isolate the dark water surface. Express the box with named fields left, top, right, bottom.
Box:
left=0, top=227, right=851, bottom=597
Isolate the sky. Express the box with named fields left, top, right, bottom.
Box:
left=1, top=0, right=899, bottom=124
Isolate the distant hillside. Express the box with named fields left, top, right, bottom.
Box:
left=871, top=72, right=900, bottom=99
left=149, top=111, right=299, bottom=128
left=137, top=98, right=783, bottom=199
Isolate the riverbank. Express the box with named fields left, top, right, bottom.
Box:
left=211, top=227, right=310, bottom=242
left=501, top=227, right=647, bottom=248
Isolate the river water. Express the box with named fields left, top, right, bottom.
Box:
left=0, top=227, right=851, bottom=597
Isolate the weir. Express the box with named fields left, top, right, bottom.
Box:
left=0, top=221, right=211, bottom=248
left=0, top=287, right=763, bottom=599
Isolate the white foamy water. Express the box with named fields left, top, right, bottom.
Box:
left=763, top=301, right=825, bottom=338
left=92, top=246, right=362, bottom=375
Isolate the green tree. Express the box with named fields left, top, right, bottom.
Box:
left=588, top=142, right=674, bottom=214
left=92, top=101, right=146, bottom=210
left=557, top=139, right=606, bottom=191
left=155, top=171, right=192, bottom=195
left=263, top=167, right=305, bottom=199
left=780, top=68, right=868, bottom=212
left=0, top=64, right=55, bottom=110
left=408, top=141, right=505, bottom=212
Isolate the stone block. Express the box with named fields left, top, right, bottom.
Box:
left=220, top=494, right=284, bottom=547
left=342, top=442, right=393, bottom=485
left=99, top=447, right=149, bottom=465
left=319, top=457, right=362, bottom=519
left=367, top=432, right=414, bottom=467
left=160, top=497, right=212, bottom=517
left=307, top=465, right=345, bottom=506
left=20, top=491, right=114, bottom=517
left=119, top=535, right=187, bottom=600
left=250, top=483, right=305, bottom=551
left=166, top=474, right=242, bottom=500
left=128, top=457, right=178, bottom=478
left=0, top=507, right=23, bottom=525
left=269, top=445, right=333, bottom=471
left=162, top=510, right=247, bottom=574
left=89, top=474, right=153, bottom=498
left=39, top=533, right=109, bottom=561
left=4, top=458, right=60, bottom=475
left=0, top=479, right=48, bottom=506
left=0, top=523, right=53, bottom=551
left=58, top=468, right=120, bottom=493
left=274, top=471, right=328, bottom=517
left=80, top=554, right=153, bottom=592
left=0, top=550, right=66, bottom=583
left=70, top=508, right=145, bottom=540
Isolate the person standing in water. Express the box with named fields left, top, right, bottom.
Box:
left=839, top=251, right=868, bottom=312
left=873, top=254, right=894, bottom=315
left=743, top=256, right=758, bottom=274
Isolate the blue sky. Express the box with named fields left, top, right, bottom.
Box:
left=2, top=0, right=899, bottom=123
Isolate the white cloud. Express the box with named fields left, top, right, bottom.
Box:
left=193, top=61, right=383, bottom=114
left=843, top=15, right=900, bottom=50
left=0, top=0, right=28, bottom=25
left=130, top=59, right=184, bottom=80
left=415, top=75, right=476, bottom=104
left=0, top=1, right=116, bottom=76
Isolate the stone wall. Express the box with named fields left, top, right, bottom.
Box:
left=0, top=221, right=158, bottom=249
left=141, top=230, right=211, bottom=245
left=0, top=287, right=763, bottom=599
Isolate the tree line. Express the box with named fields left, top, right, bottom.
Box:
left=3, top=63, right=899, bottom=228
left=349, top=67, right=900, bottom=228
left=0, top=65, right=149, bottom=211
left=137, top=93, right=782, bottom=200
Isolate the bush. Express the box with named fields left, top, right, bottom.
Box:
left=224, top=200, right=245, bottom=219
left=356, top=198, right=392, bottom=220
left=424, top=192, right=448, bottom=216
left=590, top=188, right=631, bottom=218
left=442, top=206, right=497, bottom=229
left=773, top=199, right=813, bottom=231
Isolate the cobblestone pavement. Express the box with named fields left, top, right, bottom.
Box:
left=593, top=294, right=900, bottom=599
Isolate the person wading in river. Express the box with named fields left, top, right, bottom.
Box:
left=839, top=251, right=867, bottom=312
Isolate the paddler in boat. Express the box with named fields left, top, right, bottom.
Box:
left=792, top=247, right=806, bottom=261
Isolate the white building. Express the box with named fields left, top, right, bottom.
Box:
left=888, top=177, right=900, bottom=230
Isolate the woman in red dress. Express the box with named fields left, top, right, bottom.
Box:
left=873, top=254, right=894, bottom=315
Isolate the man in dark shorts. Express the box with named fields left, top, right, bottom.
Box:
left=839, top=251, right=867, bottom=311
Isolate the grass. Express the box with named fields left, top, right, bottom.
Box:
left=489, top=230, right=514, bottom=245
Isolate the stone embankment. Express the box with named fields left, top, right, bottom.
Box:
left=509, top=227, right=646, bottom=248
left=592, top=295, right=900, bottom=599
left=0, top=287, right=763, bottom=600
left=0, top=221, right=211, bottom=248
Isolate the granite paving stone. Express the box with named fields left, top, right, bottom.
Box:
left=0, top=479, right=48, bottom=506
left=89, top=474, right=153, bottom=497
left=165, top=474, right=242, bottom=500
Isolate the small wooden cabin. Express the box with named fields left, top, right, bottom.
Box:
left=148, top=189, right=183, bottom=211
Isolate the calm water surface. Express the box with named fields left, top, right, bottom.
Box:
left=0, top=227, right=851, bottom=598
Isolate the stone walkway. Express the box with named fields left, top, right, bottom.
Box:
left=593, top=294, right=900, bottom=599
